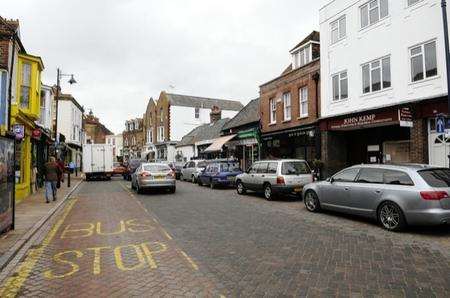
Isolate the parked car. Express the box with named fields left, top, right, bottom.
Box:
left=197, top=161, right=242, bottom=189
left=302, top=164, right=450, bottom=231
left=172, top=162, right=186, bottom=180
left=235, top=159, right=313, bottom=200
left=113, top=162, right=127, bottom=176
left=124, top=159, right=146, bottom=181
left=180, top=160, right=208, bottom=183
left=131, top=163, right=176, bottom=194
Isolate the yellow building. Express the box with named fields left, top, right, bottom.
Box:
left=11, top=53, right=44, bottom=201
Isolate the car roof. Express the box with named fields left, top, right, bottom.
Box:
left=141, top=163, right=171, bottom=167
left=349, top=163, right=436, bottom=172
left=255, top=159, right=307, bottom=163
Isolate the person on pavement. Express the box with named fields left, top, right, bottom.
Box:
left=56, top=158, right=65, bottom=183
left=43, top=157, right=62, bottom=203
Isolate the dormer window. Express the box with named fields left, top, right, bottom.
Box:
left=292, top=44, right=312, bottom=69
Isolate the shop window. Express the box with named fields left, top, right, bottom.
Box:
left=20, top=63, right=31, bottom=109
left=410, top=40, right=437, bottom=82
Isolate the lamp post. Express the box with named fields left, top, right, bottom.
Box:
left=54, top=68, right=77, bottom=141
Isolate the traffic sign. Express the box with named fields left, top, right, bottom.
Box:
left=436, top=116, right=445, bottom=133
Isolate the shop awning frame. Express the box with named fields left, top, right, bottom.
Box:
left=204, top=134, right=237, bottom=153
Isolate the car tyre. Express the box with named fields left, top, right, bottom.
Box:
left=198, top=179, right=203, bottom=186
left=192, top=175, right=196, bottom=183
left=136, top=183, right=143, bottom=194
left=378, top=201, right=406, bottom=232
left=304, top=190, right=321, bottom=212
left=263, top=184, right=273, bottom=201
left=236, top=181, right=246, bottom=195
left=169, top=186, right=176, bottom=193
left=210, top=180, right=215, bottom=189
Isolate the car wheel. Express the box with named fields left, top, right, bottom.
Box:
left=210, top=180, right=215, bottom=189
left=378, top=202, right=406, bottom=231
left=131, top=180, right=136, bottom=190
left=192, top=175, right=196, bottom=183
left=169, top=187, right=176, bottom=193
left=236, top=181, right=246, bottom=195
left=264, top=184, right=273, bottom=201
left=304, top=190, right=321, bottom=212
left=198, top=179, right=203, bottom=186
left=136, top=183, right=143, bottom=194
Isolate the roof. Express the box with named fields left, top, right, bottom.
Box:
left=176, top=118, right=230, bottom=147
left=166, top=93, right=243, bottom=111
left=59, top=94, right=84, bottom=112
left=348, top=163, right=436, bottom=171
left=222, top=98, right=260, bottom=131
left=290, top=31, right=320, bottom=53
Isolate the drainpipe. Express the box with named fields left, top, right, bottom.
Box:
left=312, top=72, right=321, bottom=160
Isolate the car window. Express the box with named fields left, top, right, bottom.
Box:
left=143, top=164, right=171, bottom=172
left=333, top=168, right=359, bottom=182
left=281, top=161, right=310, bottom=175
left=268, top=162, right=278, bottom=174
left=248, top=164, right=257, bottom=174
left=220, top=163, right=240, bottom=172
left=356, top=168, right=384, bottom=184
left=197, top=162, right=207, bottom=168
left=383, top=170, right=414, bottom=186
left=418, top=168, right=450, bottom=187
left=256, top=162, right=268, bottom=174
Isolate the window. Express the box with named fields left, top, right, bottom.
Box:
left=407, top=0, right=421, bottom=6
left=362, top=56, right=391, bottom=94
left=356, top=168, right=384, bottom=184
left=281, top=161, right=311, bottom=175
left=195, top=107, right=200, bottom=119
left=360, top=0, right=389, bottom=28
left=410, top=41, right=437, bottom=82
left=331, top=16, right=346, bottom=44
left=158, top=126, right=164, bottom=142
left=383, top=170, right=414, bottom=186
left=299, top=87, right=308, bottom=117
left=160, top=108, right=164, bottom=122
left=293, top=45, right=312, bottom=69
left=20, top=63, right=31, bottom=109
left=332, top=71, right=348, bottom=101
left=0, top=71, right=7, bottom=126
left=256, top=162, right=268, bottom=174
left=113, top=139, right=115, bottom=146
left=248, top=164, right=258, bottom=174
left=268, top=162, right=278, bottom=174
left=418, top=169, right=450, bottom=187
left=283, top=92, right=291, bottom=121
left=132, top=137, right=136, bottom=146
left=333, top=168, right=360, bottom=182
left=269, top=98, right=276, bottom=124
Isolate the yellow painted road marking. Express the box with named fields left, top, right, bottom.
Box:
left=160, top=228, right=173, bottom=240
left=178, top=250, right=199, bottom=271
left=0, top=198, right=78, bottom=297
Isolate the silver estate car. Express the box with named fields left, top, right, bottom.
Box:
left=303, top=164, right=450, bottom=231
left=131, top=163, right=176, bottom=194
left=235, top=159, right=313, bottom=200
left=180, top=160, right=207, bottom=183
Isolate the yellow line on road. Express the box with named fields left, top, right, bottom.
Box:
left=178, top=249, right=199, bottom=271
left=160, top=228, right=173, bottom=240
left=0, top=198, right=78, bottom=297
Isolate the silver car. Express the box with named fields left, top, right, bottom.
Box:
left=235, top=159, right=313, bottom=200
left=180, top=160, right=207, bottom=183
left=131, top=163, right=176, bottom=194
left=303, top=164, right=450, bottom=231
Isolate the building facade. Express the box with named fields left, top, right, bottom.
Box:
left=105, top=134, right=123, bottom=162
left=260, top=31, right=321, bottom=165
left=83, top=110, right=113, bottom=144
left=319, top=0, right=450, bottom=176
left=123, top=118, right=144, bottom=160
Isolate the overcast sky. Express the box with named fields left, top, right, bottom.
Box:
left=2, top=0, right=327, bottom=134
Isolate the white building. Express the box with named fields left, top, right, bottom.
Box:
left=319, top=0, right=450, bottom=174
left=105, top=134, right=123, bottom=161
left=37, top=84, right=53, bottom=131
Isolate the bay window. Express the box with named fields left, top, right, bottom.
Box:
left=20, top=63, right=31, bottom=109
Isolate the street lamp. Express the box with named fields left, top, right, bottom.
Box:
left=54, top=68, right=77, bottom=141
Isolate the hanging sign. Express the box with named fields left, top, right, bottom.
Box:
left=398, top=107, right=413, bottom=128
left=32, top=129, right=42, bottom=140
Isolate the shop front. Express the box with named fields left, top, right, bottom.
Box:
left=12, top=119, right=34, bottom=201
left=261, top=126, right=317, bottom=164
left=224, top=129, right=260, bottom=171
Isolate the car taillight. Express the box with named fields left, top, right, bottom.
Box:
left=276, top=176, right=285, bottom=185
left=420, top=191, right=449, bottom=201
left=167, top=171, right=175, bottom=178
left=140, top=172, right=151, bottom=177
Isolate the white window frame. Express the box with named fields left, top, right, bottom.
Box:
left=195, top=107, right=200, bottom=119
left=330, top=15, right=346, bottom=44
left=269, top=98, right=276, bottom=124
left=360, top=0, right=389, bottom=29
left=331, top=71, right=348, bottom=101
left=299, top=87, right=308, bottom=118
left=362, top=56, right=391, bottom=94
left=283, top=92, right=291, bottom=121
left=292, top=44, right=312, bottom=69
left=407, top=0, right=422, bottom=7
left=409, top=40, right=438, bottom=83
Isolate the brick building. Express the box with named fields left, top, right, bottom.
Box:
left=83, top=110, right=113, bottom=144
left=259, top=31, right=321, bottom=164
left=123, top=118, right=144, bottom=160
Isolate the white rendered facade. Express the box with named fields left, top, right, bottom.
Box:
left=57, top=99, right=83, bottom=146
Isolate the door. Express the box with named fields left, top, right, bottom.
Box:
left=321, top=168, right=360, bottom=208
left=243, top=163, right=259, bottom=190
left=254, top=162, right=269, bottom=191
left=349, top=168, right=385, bottom=215
left=91, top=145, right=106, bottom=173
left=429, top=133, right=450, bottom=167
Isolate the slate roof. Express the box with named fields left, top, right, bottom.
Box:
left=176, top=118, right=230, bottom=147
left=166, top=93, right=243, bottom=111
left=290, top=31, right=320, bottom=53
left=222, top=98, right=260, bottom=131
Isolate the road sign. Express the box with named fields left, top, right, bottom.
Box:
left=437, top=116, right=446, bottom=133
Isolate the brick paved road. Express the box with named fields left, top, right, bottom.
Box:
left=136, top=181, right=450, bottom=297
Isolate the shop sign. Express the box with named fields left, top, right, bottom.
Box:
left=13, top=124, right=25, bottom=140
left=398, top=107, right=413, bottom=128
left=32, top=129, right=42, bottom=140
left=330, top=112, right=395, bottom=130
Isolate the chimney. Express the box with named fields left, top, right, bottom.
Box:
left=210, top=105, right=222, bottom=123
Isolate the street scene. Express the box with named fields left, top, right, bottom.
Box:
left=2, top=0, right=450, bottom=297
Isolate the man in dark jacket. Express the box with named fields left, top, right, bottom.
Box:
left=43, top=157, right=62, bottom=203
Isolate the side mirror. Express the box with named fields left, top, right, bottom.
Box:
left=327, top=177, right=333, bottom=183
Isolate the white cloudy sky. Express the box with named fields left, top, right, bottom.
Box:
left=2, top=0, right=327, bottom=134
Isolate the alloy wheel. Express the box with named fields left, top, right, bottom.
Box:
left=264, top=185, right=272, bottom=200
left=379, top=203, right=401, bottom=230
left=237, top=182, right=245, bottom=194
left=304, top=191, right=319, bottom=212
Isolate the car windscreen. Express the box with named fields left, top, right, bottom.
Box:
left=418, top=168, right=450, bottom=187
left=197, top=162, right=207, bottom=168
left=281, top=161, right=311, bottom=175
left=143, top=164, right=171, bottom=172
left=220, top=163, right=240, bottom=172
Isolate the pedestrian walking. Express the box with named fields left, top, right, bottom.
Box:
left=57, top=158, right=65, bottom=183
left=43, top=157, right=62, bottom=203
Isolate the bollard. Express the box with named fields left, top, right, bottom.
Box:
left=68, top=171, right=71, bottom=188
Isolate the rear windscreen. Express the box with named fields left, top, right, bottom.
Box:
left=281, top=162, right=311, bottom=175
left=143, top=165, right=171, bottom=172
left=418, top=169, right=450, bottom=187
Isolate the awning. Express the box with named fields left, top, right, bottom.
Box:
left=204, top=134, right=237, bottom=153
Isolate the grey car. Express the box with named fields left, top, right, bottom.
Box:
left=131, top=163, right=176, bottom=194
left=235, top=159, right=313, bottom=200
left=303, top=164, right=450, bottom=231
left=180, top=160, right=207, bottom=183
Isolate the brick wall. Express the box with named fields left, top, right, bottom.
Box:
left=409, top=118, right=428, bottom=163
left=0, top=39, right=10, bottom=69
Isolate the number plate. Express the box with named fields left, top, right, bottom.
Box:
left=155, top=175, right=165, bottom=180
left=294, top=187, right=302, bottom=192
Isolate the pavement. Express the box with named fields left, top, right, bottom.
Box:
left=0, top=177, right=449, bottom=297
